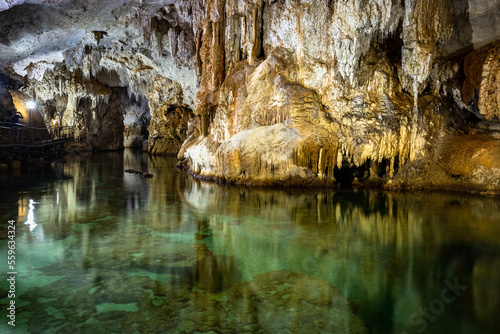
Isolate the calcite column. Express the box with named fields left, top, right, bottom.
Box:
left=401, top=0, right=452, bottom=95
left=195, top=0, right=226, bottom=136
left=400, top=0, right=452, bottom=161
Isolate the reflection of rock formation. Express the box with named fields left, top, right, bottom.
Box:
left=27, top=152, right=369, bottom=332
left=472, top=256, right=500, bottom=329
left=179, top=176, right=500, bottom=333
left=123, top=149, right=150, bottom=210
left=193, top=242, right=242, bottom=293
left=145, top=154, right=187, bottom=231
left=4, top=152, right=500, bottom=333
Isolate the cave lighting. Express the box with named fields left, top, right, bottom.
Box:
left=24, top=199, right=39, bottom=232
left=25, top=101, right=36, bottom=109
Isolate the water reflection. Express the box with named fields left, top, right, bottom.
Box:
left=178, top=180, right=500, bottom=333
left=23, top=199, right=39, bottom=232
left=0, top=150, right=499, bottom=333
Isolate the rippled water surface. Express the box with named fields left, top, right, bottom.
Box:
left=1, top=150, right=500, bottom=333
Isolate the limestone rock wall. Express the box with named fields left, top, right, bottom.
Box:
left=1, top=1, right=201, bottom=154
left=178, top=0, right=460, bottom=187
left=74, top=88, right=126, bottom=151
left=400, top=0, right=452, bottom=95
left=147, top=75, right=195, bottom=155
left=0, top=85, right=16, bottom=121
left=462, top=41, right=500, bottom=121
left=123, top=94, right=150, bottom=149
left=55, top=3, right=201, bottom=153
left=23, top=66, right=130, bottom=150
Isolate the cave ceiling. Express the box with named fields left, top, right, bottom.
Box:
left=0, top=0, right=499, bottom=83
left=0, top=0, right=200, bottom=104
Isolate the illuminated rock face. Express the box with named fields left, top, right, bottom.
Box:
left=179, top=0, right=452, bottom=186
left=147, top=76, right=195, bottom=155
left=462, top=41, right=500, bottom=121
left=0, top=0, right=199, bottom=152
left=177, top=0, right=500, bottom=191
left=0, top=0, right=499, bottom=191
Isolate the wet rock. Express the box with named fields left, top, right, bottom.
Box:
left=199, top=270, right=367, bottom=333
left=462, top=41, right=500, bottom=121
left=20, top=264, right=367, bottom=333
left=125, top=168, right=153, bottom=177
left=439, top=134, right=500, bottom=186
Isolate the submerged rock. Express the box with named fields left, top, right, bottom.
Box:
left=20, top=265, right=367, bottom=333
left=125, top=168, right=154, bottom=178
left=218, top=270, right=368, bottom=333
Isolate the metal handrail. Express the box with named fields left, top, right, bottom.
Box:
left=0, top=121, right=75, bottom=146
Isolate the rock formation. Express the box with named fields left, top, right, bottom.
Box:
left=178, top=0, right=500, bottom=193
left=0, top=0, right=499, bottom=193
left=147, top=75, right=195, bottom=155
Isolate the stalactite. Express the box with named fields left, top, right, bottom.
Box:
left=249, top=1, right=261, bottom=65
left=412, top=75, right=419, bottom=113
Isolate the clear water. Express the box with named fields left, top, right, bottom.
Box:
left=1, top=150, right=500, bottom=333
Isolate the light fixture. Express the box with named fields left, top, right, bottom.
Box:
left=24, top=199, right=39, bottom=232
left=25, top=101, right=36, bottom=109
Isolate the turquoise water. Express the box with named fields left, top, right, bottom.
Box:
left=1, top=150, right=500, bottom=333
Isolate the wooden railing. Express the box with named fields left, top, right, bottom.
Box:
left=0, top=122, right=75, bottom=146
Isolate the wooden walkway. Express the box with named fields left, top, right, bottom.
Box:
left=0, top=122, right=75, bottom=161
left=0, top=137, right=74, bottom=148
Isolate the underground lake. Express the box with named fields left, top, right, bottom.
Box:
left=1, top=149, right=499, bottom=333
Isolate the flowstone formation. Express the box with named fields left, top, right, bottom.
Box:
left=179, top=0, right=440, bottom=183
left=176, top=0, right=500, bottom=193
left=0, top=0, right=500, bottom=192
